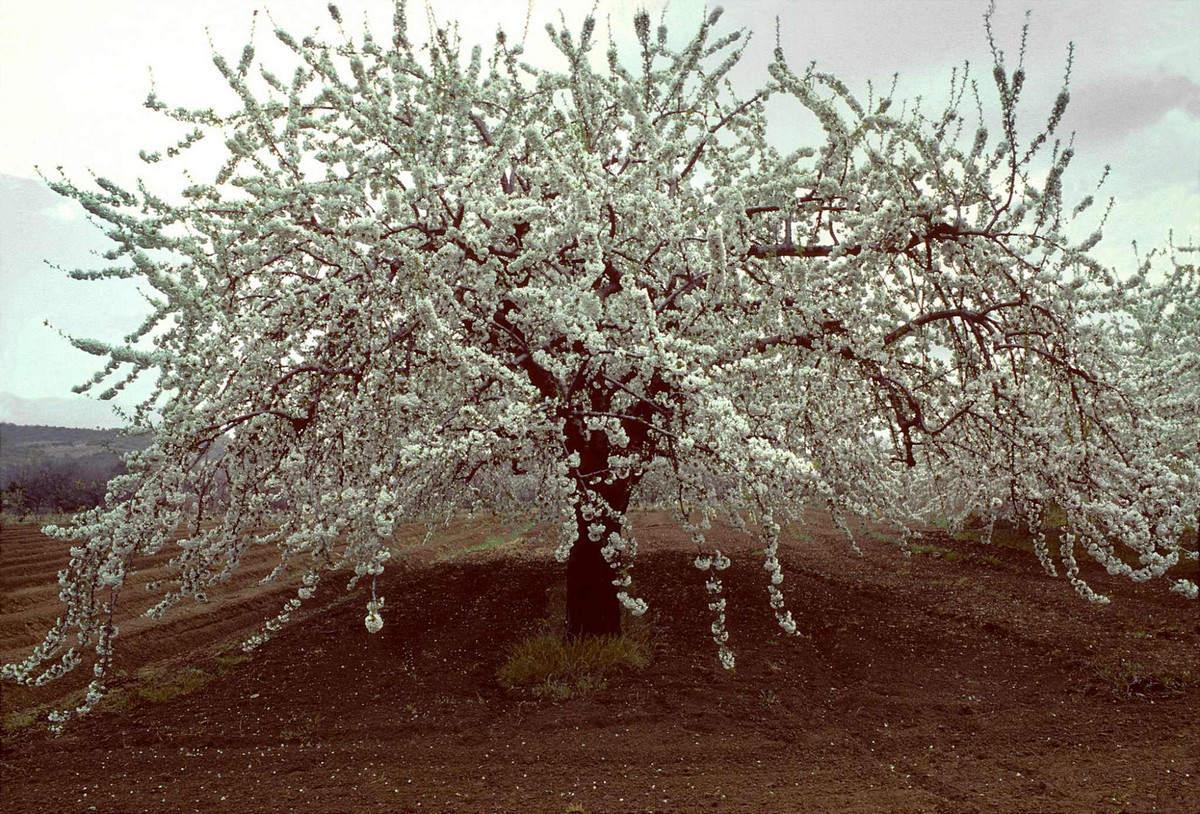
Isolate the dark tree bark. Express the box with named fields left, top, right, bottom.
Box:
left=566, top=508, right=623, bottom=638
left=565, top=472, right=636, bottom=637
left=563, top=403, right=638, bottom=638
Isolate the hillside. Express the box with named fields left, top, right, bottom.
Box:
left=0, top=422, right=150, bottom=480
left=0, top=423, right=153, bottom=514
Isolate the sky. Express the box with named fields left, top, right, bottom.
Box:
left=0, top=0, right=1197, bottom=428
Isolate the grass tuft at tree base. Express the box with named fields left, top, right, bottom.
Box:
left=498, top=628, right=652, bottom=700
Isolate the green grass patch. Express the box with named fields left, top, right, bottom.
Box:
left=909, top=542, right=968, bottom=563
left=213, top=645, right=254, bottom=672
left=906, top=540, right=1002, bottom=568
left=0, top=705, right=52, bottom=749
left=104, top=666, right=213, bottom=711
left=1, top=664, right=217, bottom=743
left=2, top=708, right=38, bottom=736
left=442, top=522, right=535, bottom=560
left=1090, top=656, right=1191, bottom=701
left=470, top=524, right=533, bottom=553
left=137, top=667, right=211, bottom=703
left=498, top=628, right=652, bottom=700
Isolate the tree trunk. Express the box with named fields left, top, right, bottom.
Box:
left=563, top=476, right=635, bottom=638
left=560, top=391, right=644, bottom=638
left=566, top=512, right=623, bottom=638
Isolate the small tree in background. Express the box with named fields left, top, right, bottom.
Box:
left=1, top=460, right=118, bottom=515
left=4, top=2, right=1195, bottom=725
left=2, top=483, right=31, bottom=519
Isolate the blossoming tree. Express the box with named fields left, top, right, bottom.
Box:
left=6, top=2, right=1196, bottom=722
left=1113, top=247, right=1200, bottom=549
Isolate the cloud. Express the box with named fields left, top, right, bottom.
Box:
left=1068, top=69, right=1200, bottom=144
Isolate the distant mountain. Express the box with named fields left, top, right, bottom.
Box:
left=0, top=393, right=130, bottom=429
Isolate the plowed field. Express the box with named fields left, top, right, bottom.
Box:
left=2, top=512, right=1196, bottom=813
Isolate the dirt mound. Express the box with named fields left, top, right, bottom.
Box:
left=2, top=513, right=1196, bottom=813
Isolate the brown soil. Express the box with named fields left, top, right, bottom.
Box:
left=1, top=511, right=1196, bottom=813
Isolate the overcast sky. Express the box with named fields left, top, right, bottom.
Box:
left=1, top=0, right=1197, bottom=427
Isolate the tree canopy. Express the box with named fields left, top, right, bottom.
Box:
left=4, top=1, right=1196, bottom=727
